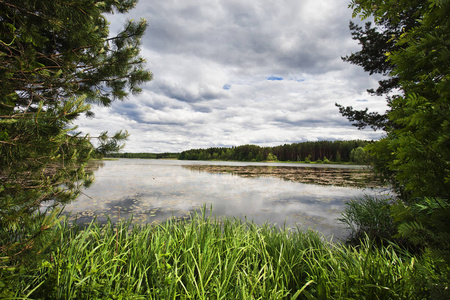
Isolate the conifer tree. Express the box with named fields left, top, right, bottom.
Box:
left=336, top=0, right=423, bottom=131
left=0, top=0, right=152, bottom=269
left=347, top=0, right=449, bottom=200
left=347, top=0, right=450, bottom=265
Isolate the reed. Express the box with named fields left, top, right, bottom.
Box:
left=337, top=195, right=396, bottom=242
left=7, top=210, right=440, bottom=299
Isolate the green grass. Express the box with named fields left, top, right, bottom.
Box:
left=3, top=210, right=446, bottom=299
left=337, top=195, right=396, bottom=242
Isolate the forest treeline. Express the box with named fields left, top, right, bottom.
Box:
left=178, top=140, right=370, bottom=163
left=106, top=152, right=179, bottom=159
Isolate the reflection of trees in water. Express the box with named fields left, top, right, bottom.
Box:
left=182, top=165, right=385, bottom=188
left=85, top=160, right=105, bottom=173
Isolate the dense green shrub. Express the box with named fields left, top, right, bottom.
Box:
left=392, top=198, right=450, bottom=265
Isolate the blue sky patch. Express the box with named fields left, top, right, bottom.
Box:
left=267, top=76, right=283, bottom=81
left=223, top=84, right=231, bottom=90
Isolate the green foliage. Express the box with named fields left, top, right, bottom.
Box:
left=5, top=212, right=445, bottom=299
left=338, top=196, right=396, bottom=242
left=386, top=94, right=449, bottom=199
left=0, top=0, right=152, bottom=107
left=266, top=152, right=278, bottom=161
left=106, top=152, right=180, bottom=159
left=0, top=0, right=151, bottom=272
left=392, top=198, right=450, bottom=263
left=389, top=197, right=450, bottom=295
left=179, top=140, right=371, bottom=163
left=94, top=130, right=130, bottom=157
left=345, top=0, right=450, bottom=287
left=336, top=102, right=390, bottom=130
left=335, top=0, right=423, bottom=131
left=350, top=146, right=369, bottom=164
left=350, top=0, right=449, bottom=202
left=304, top=154, right=312, bottom=163
left=0, top=96, right=94, bottom=270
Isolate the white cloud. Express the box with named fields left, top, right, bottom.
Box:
left=75, top=0, right=389, bottom=152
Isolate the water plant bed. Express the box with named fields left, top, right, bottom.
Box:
left=183, top=165, right=385, bottom=188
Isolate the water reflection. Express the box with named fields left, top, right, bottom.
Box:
left=63, top=159, right=390, bottom=240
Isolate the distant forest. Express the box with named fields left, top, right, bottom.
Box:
left=105, top=140, right=371, bottom=163
left=105, top=152, right=179, bottom=159
left=178, top=140, right=370, bottom=163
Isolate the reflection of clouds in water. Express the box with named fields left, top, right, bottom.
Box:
left=63, top=159, right=390, bottom=239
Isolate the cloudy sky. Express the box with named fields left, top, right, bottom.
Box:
left=76, top=0, right=388, bottom=153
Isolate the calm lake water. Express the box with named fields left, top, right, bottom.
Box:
left=63, top=159, right=390, bottom=240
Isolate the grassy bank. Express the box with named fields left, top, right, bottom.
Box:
left=3, top=211, right=446, bottom=299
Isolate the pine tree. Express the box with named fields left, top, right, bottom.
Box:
left=336, top=0, right=424, bottom=131
left=0, top=0, right=152, bottom=270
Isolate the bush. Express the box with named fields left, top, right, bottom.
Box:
left=350, top=146, right=369, bottom=164
left=392, top=198, right=450, bottom=264
left=304, top=154, right=312, bottom=163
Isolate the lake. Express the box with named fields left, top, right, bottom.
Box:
left=63, top=159, right=390, bottom=240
